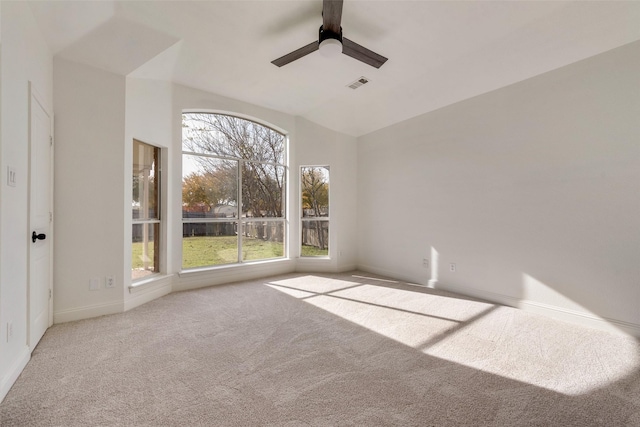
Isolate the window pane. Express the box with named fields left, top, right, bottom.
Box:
left=301, top=167, right=329, bottom=218
left=182, top=112, right=287, bottom=269
left=132, top=222, right=159, bottom=279
left=242, top=221, right=284, bottom=261
left=182, top=113, right=285, bottom=164
left=182, top=222, right=238, bottom=268
left=133, top=140, right=159, bottom=220
left=182, top=155, right=238, bottom=219
left=242, top=163, right=285, bottom=218
left=301, top=220, right=329, bottom=257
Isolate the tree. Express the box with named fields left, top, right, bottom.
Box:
left=182, top=166, right=237, bottom=213
left=302, top=167, right=329, bottom=217
left=182, top=172, right=215, bottom=211
left=183, top=113, right=285, bottom=219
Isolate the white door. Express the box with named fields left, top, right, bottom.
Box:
left=29, top=85, right=53, bottom=350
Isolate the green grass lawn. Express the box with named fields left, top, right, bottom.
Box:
left=131, top=242, right=155, bottom=270
left=182, top=235, right=283, bottom=268
left=300, top=245, right=329, bottom=257
left=133, top=237, right=328, bottom=270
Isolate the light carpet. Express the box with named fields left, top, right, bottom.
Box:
left=1, top=271, right=639, bottom=426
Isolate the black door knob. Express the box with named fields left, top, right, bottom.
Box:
left=32, top=231, right=46, bottom=243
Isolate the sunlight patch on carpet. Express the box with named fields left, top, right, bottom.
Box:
left=267, top=274, right=640, bottom=397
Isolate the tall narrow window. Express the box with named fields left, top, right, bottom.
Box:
left=132, top=140, right=161, bottom=280
left=301, top=166, right=329, bottom=257
left=182, top=112, right=286, bottom=269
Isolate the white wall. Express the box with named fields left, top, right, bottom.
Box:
left=294, top=117, right=358, bottom=273
left=123, top=78, right=174, bottom=310
left=53, top=58, right=126, bottom=322
left=0, top=1, right=52, bottom=401
left=357, top=41, right=640, bottom=335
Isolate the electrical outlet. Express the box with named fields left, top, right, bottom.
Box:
left=449, top=263, right=456, bottom=272
left=7, top=166, right=16, bottom=187
left=105, top=276, right=115, bottom=288
left=422, top=258, right=430, bottom=268
left=90, top=277, right=101, bottom=291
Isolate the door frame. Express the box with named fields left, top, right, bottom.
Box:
left=27, top=82, right=54, bottom=350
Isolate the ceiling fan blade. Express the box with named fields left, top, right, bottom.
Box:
left=323, top=0, right=343, bottom=34
left=342, top=37, right=388, bottom=69
left=271, top=41, right=319, bottom=67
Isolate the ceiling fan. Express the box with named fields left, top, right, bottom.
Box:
left=271, top=0, right=388, bottom=69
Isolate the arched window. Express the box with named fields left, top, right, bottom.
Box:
left=181, top=112, right=286, bottom=268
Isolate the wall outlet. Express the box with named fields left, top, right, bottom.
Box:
left=90, top=277, right=101, bottom=291
left=7, top=166, right=16, bottom=187
left=105, top=275, right=116, bottom=288
left=422, top=258, right=430, bottom=268
left=449, top=263, right=456, bottom=272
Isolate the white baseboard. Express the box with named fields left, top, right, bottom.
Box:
left=0, top=345, right=30, bottom=403
left=53, top=300, right=124, bottom=324
left=434, top=281, right=640, bottom=338
left=433, top=281, right=522, bottom=306
left=357, top=264, right=427, bottom=286
left=336, top=263, right=358, bottom=273
left=357, top=265, right=640, bottom=338
left=518, top=299, right=640, bottom=337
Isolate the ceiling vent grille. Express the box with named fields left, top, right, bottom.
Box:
left=347, top=77, right=369, bottom=90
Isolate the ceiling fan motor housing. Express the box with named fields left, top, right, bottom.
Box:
left=318, top=25, right=343, bottom=56
left=319, top=25, right=342, bottom=44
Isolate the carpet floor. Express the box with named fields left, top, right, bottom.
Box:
left=1, top=271, right=639, bottom=426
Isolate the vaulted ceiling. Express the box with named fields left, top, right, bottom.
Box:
left=29, top=1, right=640, bottom=137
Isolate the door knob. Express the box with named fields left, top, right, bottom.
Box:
left=32, top=231, right=46, bottom=243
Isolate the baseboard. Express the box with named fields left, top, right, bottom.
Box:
left=357, top=264, right=427, bottom=286
left=357, top=266, right=640, bottom=337
left=433, top=281, right=522, bottom=307
left=518, top=299, right=640, bottom=337
left=336, top=263, right=358, bottom=273
left=53, top=300, right=124, bottom=324
left=0, top=345, right=30, bottom=403
left=435, top=281, right=640, bottom=338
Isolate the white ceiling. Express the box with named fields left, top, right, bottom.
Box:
left=29, top=0, right=640, bottom=137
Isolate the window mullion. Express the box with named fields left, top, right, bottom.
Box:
left=237, top=158, right=243, bottom=263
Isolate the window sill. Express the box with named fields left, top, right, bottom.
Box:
left=129, top=274, right=173, bottom=294
left=178, top=257, right=293, bottom=278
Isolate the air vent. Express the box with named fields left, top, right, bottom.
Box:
left=347, top=76, right=369, bottom=90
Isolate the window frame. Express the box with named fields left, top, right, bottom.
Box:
left=300, top=165, right=330, bottom=258
left=181, top=112, right=288, bottom=270
left=132, top=139, right=162, bottom=281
